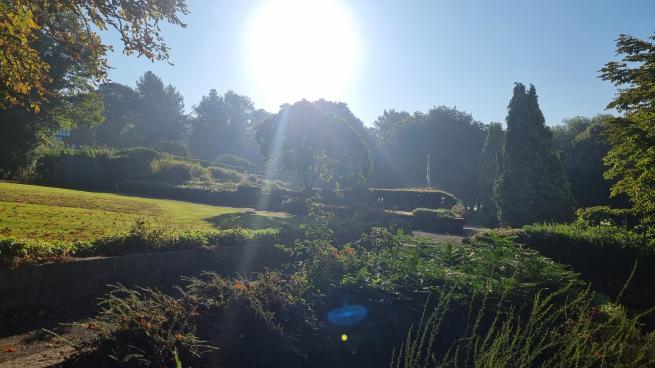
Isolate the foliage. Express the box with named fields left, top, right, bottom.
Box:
left=479, top=223, right=655, bottom=309
left=149, top=157, right=210, bottom=184
left=215, top=153, right=257, bottom=169
left=576, top=206, right=638, bottom=229
left=73, top=271, right=320, bottom=367
left=0, top=14, right=105, bottom=177
left=64, top=222, right=655, bottom=368
left=154, top=140, right=189, bottom=157
left=393, top=286, right=655, bottom=368
left=94, top=83, right=140, bottom=148
left=256, top=100, right=371, bottom=193
left=130, top=71, right=187, bottom=146
left=208, top=166, right=246, bottom=183
left=495, top=83, right=576, bottom=226
left=599, top=33, right=655, bottom=228
left=0, top=0, right=188, bottom=111
left=189, top=90, right=263, bottom=162
left=0, top=220, right=281, bottom=267
left=371, top=106, right=486, bottom=207
left=476, top=122, right=504, bottom=225
left=551, top=115, right=621, bottom=207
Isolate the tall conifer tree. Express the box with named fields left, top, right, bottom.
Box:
left=494, top=83, right=575, bottom=226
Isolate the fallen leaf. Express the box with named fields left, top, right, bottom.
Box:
left=4, top=346, right=17, bottom=353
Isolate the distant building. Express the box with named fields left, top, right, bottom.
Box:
left=55, top=126, right=95, bottom=148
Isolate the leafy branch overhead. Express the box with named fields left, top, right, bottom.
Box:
left=0, top=0, right=188, bottom=111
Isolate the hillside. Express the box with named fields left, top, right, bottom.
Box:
left=0, top=182, right=284, bottom=242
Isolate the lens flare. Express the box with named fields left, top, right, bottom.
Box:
left=327, top=304, right=367, bottom=326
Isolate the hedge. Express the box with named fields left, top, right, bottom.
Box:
left=320, top=187, right=458, bottom=211
left=479, top=223, right=655, bottom=308
left=0, top=227, right=282, bottom=267
left=116, top=181, right=296, bottom=210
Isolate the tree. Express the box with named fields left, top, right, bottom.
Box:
left=600, top=32, right=655, bottom=226
left=551, top=115, right=624, bottom=207
left=256, top=100, right=371, bottom=194
left=494, top=83, right=575, bottom=226
left=370, top=106, right=485, bottom=207
left=0, top=15, right=104, bottom=177
left=189, top=90, right=259, bottom=161
left=477, top=122, right=504, bottom=223
left=94, top=83, right=140, bottom=147
left=0, top=0, right=187, bottom=111
left=128, top=71, right=187, bottom=147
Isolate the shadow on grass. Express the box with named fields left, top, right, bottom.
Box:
left=208, top=212, right=299, bottom=230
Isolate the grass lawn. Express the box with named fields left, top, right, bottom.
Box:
left=0, top=182, right=287, bottom=242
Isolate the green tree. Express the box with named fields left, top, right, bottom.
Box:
left=600, top=32, right=655, bottom=227
left=0, top=0, right=187, bottom=111
left=0, top=16, right=104, bottom=177
left=494, top=83, right=575, bottom=226
left=477, top=122, right=504, bottom=223
left=128, top=71, right=187, bottom=147
left=370, top=106, right=485, bottom=207
left=256, top=100, right=371, bottom=194
left=94, top=83, right=140, bottom=147
left=189, top=90, right=259, bottom=161
left=551, top=115, right=623, bottom=207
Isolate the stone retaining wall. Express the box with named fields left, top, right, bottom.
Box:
left=0, top=245, right=286, bottom=310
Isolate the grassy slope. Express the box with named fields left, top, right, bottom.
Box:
left=0, top=182, right=285, bottom=242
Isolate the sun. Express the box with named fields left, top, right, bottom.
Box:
left=246, top=0, right=360, bottom=107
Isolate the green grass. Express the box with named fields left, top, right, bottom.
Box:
left=0, top=182, right=286, bottom=242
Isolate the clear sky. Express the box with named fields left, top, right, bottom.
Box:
left=103, top=0, right=655, bottom=126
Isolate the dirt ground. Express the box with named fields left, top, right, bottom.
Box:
left=0, top=304, right=99, bottom=368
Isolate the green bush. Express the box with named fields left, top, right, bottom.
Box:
left=149, top=157, right=210, bottom=183
left=208, top=165, right=246, bottom=183
left=68, top=227, right=596, bottom=368
left=71, top=271, right=320, bottom=367
left=479, top=223, right=655, bottom=309
left=215, top=154, right=257, bottom=169
left=576, top=205, right=638, bottom=228
left=154, top=140, right=190, bottom=157
left=0, top=220, right=283, bottom=266
left=393, top=286, right=655, bottom=368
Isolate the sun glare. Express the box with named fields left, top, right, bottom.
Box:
left=246, top=0, right=360, bottom=106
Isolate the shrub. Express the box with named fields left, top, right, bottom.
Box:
left=71, top=271, right=321, bottom=367
left=149, top=157, right=210, bottom=183
left=576, top=205, right=638, bottom=228
left=0, top=219, right=282, bottom=266
left=154, top=140, right=190, bottom=157
left=71, top=284, right=210, bottom=368
left=479, top=223, right=655, bottom=309
left=393, top=286, right=655, bottom=367
left=208, top=165, right=246, bottom=183
left=215, top=154, right=257, bottom=169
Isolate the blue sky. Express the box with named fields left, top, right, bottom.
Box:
left=103, top=0, right=655, bottom=126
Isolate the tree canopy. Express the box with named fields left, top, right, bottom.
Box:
left=0, top=0, right=188, bottom=111
left=256, top=100, right=371, bottom=193
left=600, top=32, right=655, bottom=226
left=495, top=83, right=575, bottom=226
left=370, top=106, right=485, bottom=206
